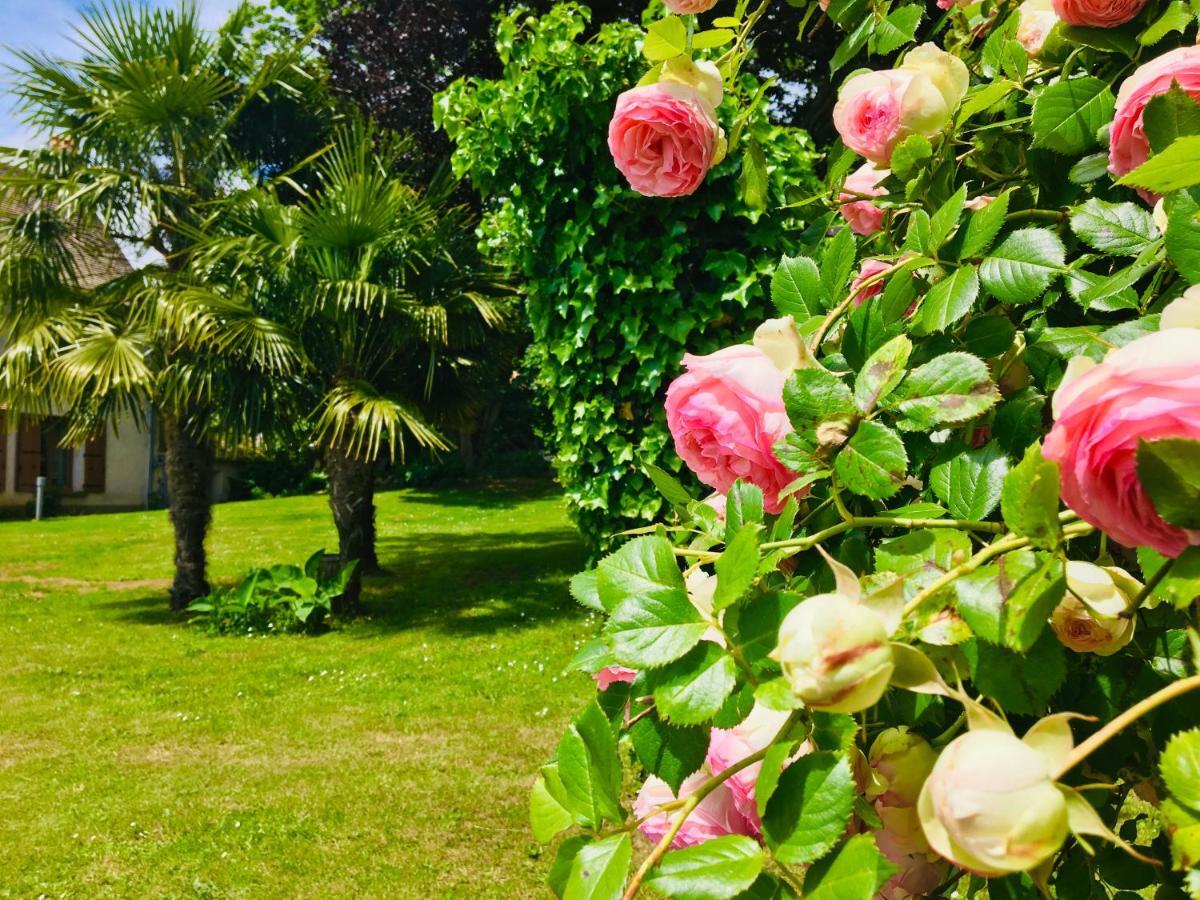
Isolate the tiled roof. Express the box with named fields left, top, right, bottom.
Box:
left=0, top=191, right=133, bottom=289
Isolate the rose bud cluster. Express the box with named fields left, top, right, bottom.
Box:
left=1049, top=561, right=1141, bottom=656
left=1044, top=316, right=1200, bottom=557
left=833, top=43, right=969, bottom=166
left=839, top=162, right=890, bottom=235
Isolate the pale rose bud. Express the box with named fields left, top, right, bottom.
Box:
left=964, top=194, right=996, bottom=211
left=839, top=162, right=889, bottom=235
left=634, top=769, right=754, bottom=848
left=593, top=665, right=637, bottom=690
left=901, top=44, right=970, bottom=114
left=918, top=730, right=1069, bottom=875
left=1016, top=0, right=1060, bottom=56
left=876, top=804, right=949, bottom=900
left=869, top=727, right=938, bottom=808
left=1162, top=285, right=1200, bottom=331
left=1052, top=0, right=1146, bottom=28
left=773, top=594, right=894, bottom=713
left=1051, top=593, right=1134, bottom=656
left=665, top=0, right=719, bottom=13
left=1153, top=199, right=1168, bottom=234
left=658, top=57, right=724, bottom=109
left=1065, top=561, right=1140, bottom=618
left=851, top=258, right=891, bottom=306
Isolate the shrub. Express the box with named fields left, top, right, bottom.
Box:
left=187, top=551, right=356, bottom=635
left=436, top=2, right=819, bottom=553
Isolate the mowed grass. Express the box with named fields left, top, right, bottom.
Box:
left=0, top=480, right=595, bottom=898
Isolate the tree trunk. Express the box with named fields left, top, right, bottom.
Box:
left=164, top=414, right=213, bottom=612
left=325, top=444, right=378, bottom=616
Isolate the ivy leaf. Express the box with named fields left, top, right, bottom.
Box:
left=802, top=834, right=899, bottom=900
left=557, top=701, right=624, bottom=828
left=1030, top=77, right=1116, bottom=155
left=1163, top=729, right=1200, bottom=813
left=762, top=752, right=856, bottom=864
left=980, top=228, right=1066, bottom=303
left=772, top=255, right=826, bottom=319
left=1143, top=85, right=1200, bottom=153
left=959, top=190, right=1011, bottom=259
left=784, top=368, right=857, bottom=432
left=916, top=265, right=980, bottom=334
left=643, top=16, right=688, bottom=61
left=646, top=836, right=765, bottom=900
left=714, top=526, right=761, bottom=611
left=931, top=442, right=1010, bottom=520
left=1138, top=547, right=1200, bottom=610
left=1001, top=443, right=1062, bottom=549
left=854, top=335, right=912, bottom=414
left=835, top=421, right=908, bottom=500
left=1002, top=552, right=1066, bottom=652
left=630, top=717, right=709, bottom=795
left=1119, top=136, right=1200, bottom=193
left=1069, top=199, right=1159, bottom=256
left=652, top=642, right=740, bottom=725
left=564, top=832, right=631, bottom=900
left=890, top=352, right=999, bottom=431
left=1137, top=438, right=1200, bottom=529
left=597, top=535, right=688, bottom=614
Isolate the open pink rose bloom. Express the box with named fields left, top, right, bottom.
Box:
left=608, top=83, right=722, bottom=198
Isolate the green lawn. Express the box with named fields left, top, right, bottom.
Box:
left=0, top=480, right=594, bottom=898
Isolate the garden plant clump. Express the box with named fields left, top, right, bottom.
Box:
left=532, top=0, right=1200, bottom=897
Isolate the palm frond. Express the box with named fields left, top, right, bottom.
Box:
left=314, top=379, right=449, bottom=463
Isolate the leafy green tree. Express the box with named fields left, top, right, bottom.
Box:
left=0, top=0, right=318, bottom=609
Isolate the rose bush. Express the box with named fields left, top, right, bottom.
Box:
left=531, top=0, right=1200, bottom=898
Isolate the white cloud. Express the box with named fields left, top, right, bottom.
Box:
left=0, top=0, right=250, bottom=149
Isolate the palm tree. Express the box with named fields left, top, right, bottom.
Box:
left=0, top=1, right=315, bottom=609
left=196, top=124, right=513, bottom=613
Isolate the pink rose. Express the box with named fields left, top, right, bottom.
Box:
left=706, top=703, right=797, bottom=831
left=1052, top=0, right=1144, bottom=27
left=1016, top=0, right=1059, bottom=55
left=1043, top=328, right=1200, bottom=557
left=634, top=770, right=754, bottom=848
left=876, top=805, right=949, bottom=900
left=1110, top=47, right=1200, bottom=203
left=608, top=83, right=723, bottom=198
left=665, top=0, right=718, bottom=12
left=851, top=258, right=891, bottom=306
left=666, top=345, right=799, bottom=514
left=839, top=163, right=889, bottom=235
left=593, top=665, right=637, bottom=690
left=703, top=493, right=727, bottom=520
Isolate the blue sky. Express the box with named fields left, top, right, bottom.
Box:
left=0, top=0, right=244, bottom=148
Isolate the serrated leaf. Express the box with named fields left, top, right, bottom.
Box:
left=1070, top=199, right=1159, bottom=256
left=714, top=525, right=761, bottom=610
left=1144, top=85, right=1200, bottom=153
left=854, top=335, right=912, bottom=413
left=692, top=28, right=735, bottom=49
left=564, top=832, right=630, bottom=900
left=872, top=4, right=923, bottom=55
left=960, top=80, right=1019, bottom=122
left=783, top=367, right=856, bottom=432
left=916, top=265, right=980, bottom=334
left=571, top=570, right=604, bottom=612
left=960, top=190, right=1011, bottom=259
left=890, top=134, right=932, bottom=181
left=598, top=535, right=688, bottom=614
left=835, top=421, right=907, bottom=500
left=772, top=255, right=826, bottom=319
left=1119, top=136, right=1200, bottom=193
left=1031, top=77, right=1115, bottom=155
left=532, top=773, right=575, bottom=843
left=652, top=643, right=739, bottom=725
left=605, top=560, right=707, bottom=668
left=891, top=352, right=999, bottom=430
left=803, top=834, right=899, bottom=900
left=1002, top=552, right=1065, bottom=651
left=1059, top=24, right=1137, bottom=56
left=1137, top=438, right=1200, bottom=529
left=1002, top=443, right=1062, bottom=548
left=931, top=441, right=1009, bottom=520
left=830, top=14, right=874, bottom=73
left=929, top=185, right=967, bottom=250
left=1163, top=729, right=1200, bottom=813
left=741, top=137, right=768, bottom=210
left=630, top=717, right=709, bottom=795
left=557, top=701, right=624, bottom=828
left=762, top=752, right=856, bottom=865
left=1138, top=0, right=1193, bottom=46
left=1138, top=546, right=1200, bottom=609
left=646, top=836, right=764, bottom=900
left=644, top=16, right=688, bottom=61
left=820, top=227, right=857, bottom=304
left=963, top=630, right=1066, bottom=716
left=955, top=550, right=1039, bottom=644
left=980, top=228, right=1065, bottom=303
left=962, top=315, right=1016, bottom=357
left=1167, top=191, right=1200, bottom=282
left=1069, top=153, right=1110, bottom=184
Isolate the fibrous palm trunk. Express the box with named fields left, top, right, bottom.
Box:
left=325, top=444, right=378, bottom=616
left=164, top=414, right=214, bottom=612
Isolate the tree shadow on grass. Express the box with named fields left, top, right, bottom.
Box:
left=391, top=477, right=562, bottom=510
left=357, top=527, right=588, bottom=637
left=94, top=592, right=180, bottom=626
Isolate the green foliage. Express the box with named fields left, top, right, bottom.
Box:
left=437, top=4, right=818, bottom=552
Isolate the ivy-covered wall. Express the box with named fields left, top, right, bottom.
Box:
left=436, top=3, right=819, bottom=552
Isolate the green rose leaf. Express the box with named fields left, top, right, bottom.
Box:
left=1143, top=85, right=1200, bottom=153
left=1162, top=798, right=1200, bottom=869
left=962, top=314, right=1016, bottom=357
left=890, top=134, right=932, bottom=181
left=890, top=351, right=999, bottom=431
left=871, top=4, right=923, bottom=55
left=854, top=335, right=912, bottom=414
left=630, top=717, right=709, bottom=795
left=1163, top=729, right=1200, bottom=813
left=1137, top=438, right=1200, bottom=529
left=980, top=228, right=1066, bottom=303
left=916, top=264, right=980, bottom=334
left=1031, top=76, right=1116, bottom=155
left=1001, top=443, right=1062, bottom=549
left=644, top=462, right=694, bottom=507
left=835, top=421, right=908, bottom=500
left=741, top=137, right=769, bottom=211
left=571, top=569, right=603, bottom=612
left=784, top=367, right=857, bottom=432
left=773, top=255, right=826, bottom=319
left=726, top=481, right=765, bottom=538
left=931, top=441, right=1009, bottom=520
left=532, top=771, right=576, bottom=843
left=963, top=630, right=1066, bottom=716
left=604, top=557, right=707, bottom=668
left=762, top=751, right=856, bottom=864
left=1139, top=1, right=1194, bottom=47
left=645, top=835, right=765, bottom=900
left=643, top=16, right=688, bottom=61
left=955, top=550, right=1038, bottom=644
left=821, top=226, right=858, bottom=304
left=959, top=190, right=1011, bottom=259
left=1002, top=552, right=1066, bottom=652
left=1119, top=136, right=1200, bottom=193
left=928, top=185, right=967, bottom=251
left=1138, top=547, right=1200, bottom=610
left=714, top=525, right=762, bottom=611
left=557, top=701, right=624, bottom=828
left=1069, top=198, right=1159, bottom=256
left=1166, top=191, right=1200, bottom=282
left=598, top=535, right=689, bottom=614
left=652, top=642, right=740, bottom=725
left=564, top=832, right=631, bottom=900
left=802, top=834, right=899, bottom=900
